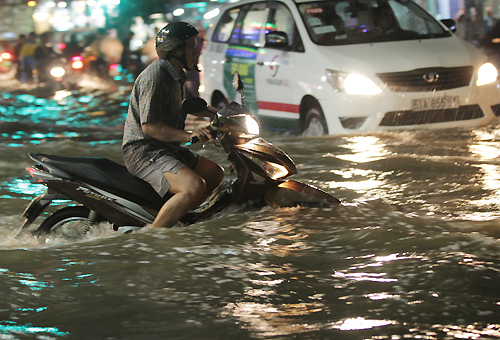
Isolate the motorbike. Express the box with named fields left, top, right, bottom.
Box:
left=18, top=72, right=340, bottom=238
left=36, top=53, right=85, bottom=90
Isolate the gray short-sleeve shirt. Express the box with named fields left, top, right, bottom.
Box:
left=122, top=59, right=188, bottom=175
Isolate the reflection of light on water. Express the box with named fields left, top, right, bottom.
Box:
left=375, top=253, right=409, bottom=262
left=469, top=143, right=500, bottom=160
left=326, top=136, right=393, bottom=192
left=249, top=278, right=283, bottom=286
left=221, top=302, right=324, bottom=337
left=0, top=321, right=69, bottom=337
left=2, top=179, right=46, bottom=196
left=326, top=178, right=384, bottom=191
left=245, top=289, right=275, bottom=297
left=365, top=292, right=401, bottom=300
left=332, top=317, right=396, bottom=330
left=435, top=324, right=500, bottom=339
left=243, top=219, right=311, bottom=257
left=328, top=169, right=385, bottom=190
left=333, top=271, right=397, bottom=282
left=337, top=136, right=391, bottom=163
left=468, top=142, right=500, bottom=209
left=0, top=269, right=54, bottom=291
left=53, top=90, right=71, bottom=101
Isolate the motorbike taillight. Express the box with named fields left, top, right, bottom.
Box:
left=0, top=52, right=12, bottom=60
left=26, top=167, right=36, bottom=178
left=71, top=56, right=84, bottom=70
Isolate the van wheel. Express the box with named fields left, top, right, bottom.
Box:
left=302, top=105, right=328, bottom=136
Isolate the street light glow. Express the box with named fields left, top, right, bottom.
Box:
left=204, top=8, right=220, bottom=20
left=173, top=8, right=184, bottom=16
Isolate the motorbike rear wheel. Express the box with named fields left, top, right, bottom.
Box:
left=34, top=206, right=98, bottom=238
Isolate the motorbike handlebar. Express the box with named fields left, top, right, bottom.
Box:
left=189, top=125, right=216, bottom=144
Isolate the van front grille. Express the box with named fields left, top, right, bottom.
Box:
left=379, top=104, right=483, bottom=126
left=376, top=66, right=474, bottom=92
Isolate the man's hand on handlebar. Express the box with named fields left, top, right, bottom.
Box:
left=190, top=127, right=214, bottom=144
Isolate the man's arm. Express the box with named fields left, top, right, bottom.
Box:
left=142, top=121, right=190, bottom=143
left=142, top=122, right=214, bottom=143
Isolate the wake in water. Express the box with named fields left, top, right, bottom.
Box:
left=0, top=215, right=121, bottom=249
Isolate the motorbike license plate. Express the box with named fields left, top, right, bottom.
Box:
left=411, top=96, right=459, bottom=112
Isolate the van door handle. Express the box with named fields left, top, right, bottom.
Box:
left=256, top=62, right=264, bottom=66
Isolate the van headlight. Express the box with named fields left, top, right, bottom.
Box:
left=477, top=62, right=498, bottom=86
left=326, top=70, right=382, bottom=95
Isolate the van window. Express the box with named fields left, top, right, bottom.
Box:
left=231, top=2, right=268, bottom=47
left=213, top=8, right=241, bottom=43
left=266, top=2, right=298, bottom=49
left=389, top=1, right=440, bottom=35
left=298, top=0, right=451, bottom=46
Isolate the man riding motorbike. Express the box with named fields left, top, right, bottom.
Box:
left=122, top=22, right=224, bottom=229
left=34, top=32, right=58, bottom=83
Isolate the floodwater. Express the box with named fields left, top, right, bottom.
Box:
left=0, top=87, right=500, bottom=339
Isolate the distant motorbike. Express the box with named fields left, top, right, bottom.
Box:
left=36, top=53, right=84, bottom=89
left=18, top=72, right=340, bottom=237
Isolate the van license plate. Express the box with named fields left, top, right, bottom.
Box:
left=412, top=96, right=459, bottom=112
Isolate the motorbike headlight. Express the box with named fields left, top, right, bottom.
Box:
left=50, top=67, right=65, bottom=78
left=326, top=69, right=382, bottom=95
left=477, top=62, right=498, bottom=86
left=245, top=116, right=260, bottom=135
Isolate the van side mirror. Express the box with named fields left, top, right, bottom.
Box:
left=441, top=19, right=457, bottom=33
left=265, top=31, right=289, bottom=49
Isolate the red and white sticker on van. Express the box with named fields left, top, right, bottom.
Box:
left=304, top=7, right=324, bottom=14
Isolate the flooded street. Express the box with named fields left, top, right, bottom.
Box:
left=0, top=87, right=500, bottom=339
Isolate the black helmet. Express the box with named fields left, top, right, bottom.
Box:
left=155, top=22, right=199, bottom=60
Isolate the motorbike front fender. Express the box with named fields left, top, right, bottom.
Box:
left=264, top=180, right=340, bottom=208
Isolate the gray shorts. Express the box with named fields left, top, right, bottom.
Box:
left=136, top=149, right=200, bottom=197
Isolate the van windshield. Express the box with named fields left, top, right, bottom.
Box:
left=297, top=0, right=451, bottom=46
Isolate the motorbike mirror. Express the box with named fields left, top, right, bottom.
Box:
left=232, top=72, right=244, bottom=92
left=182, top=97, right=208, bottom=114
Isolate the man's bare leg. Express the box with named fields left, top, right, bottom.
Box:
left=193, top=156, right=224, bottom=203
left=150, top=167, right=206, bottom=229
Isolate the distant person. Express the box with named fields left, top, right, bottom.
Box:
left=64, top=33, right=83, bottom=57
left=480, top=19, right=500, bottom=68
left=120, top=31, right=134, bottom=70
left=82, top=29, right=106, bottom=74
left=19, top=32, right=39, bottom=83
left=13, top=34, right=26, bottom=81
left=373, top=5, right=399, bottom=34
left=34, top=32, right=57, bottom=83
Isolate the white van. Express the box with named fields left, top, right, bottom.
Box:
left=200, top=0, right=500, bottom=135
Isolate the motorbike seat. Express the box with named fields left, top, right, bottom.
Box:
left=33, top=153, right=165, bottom=205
